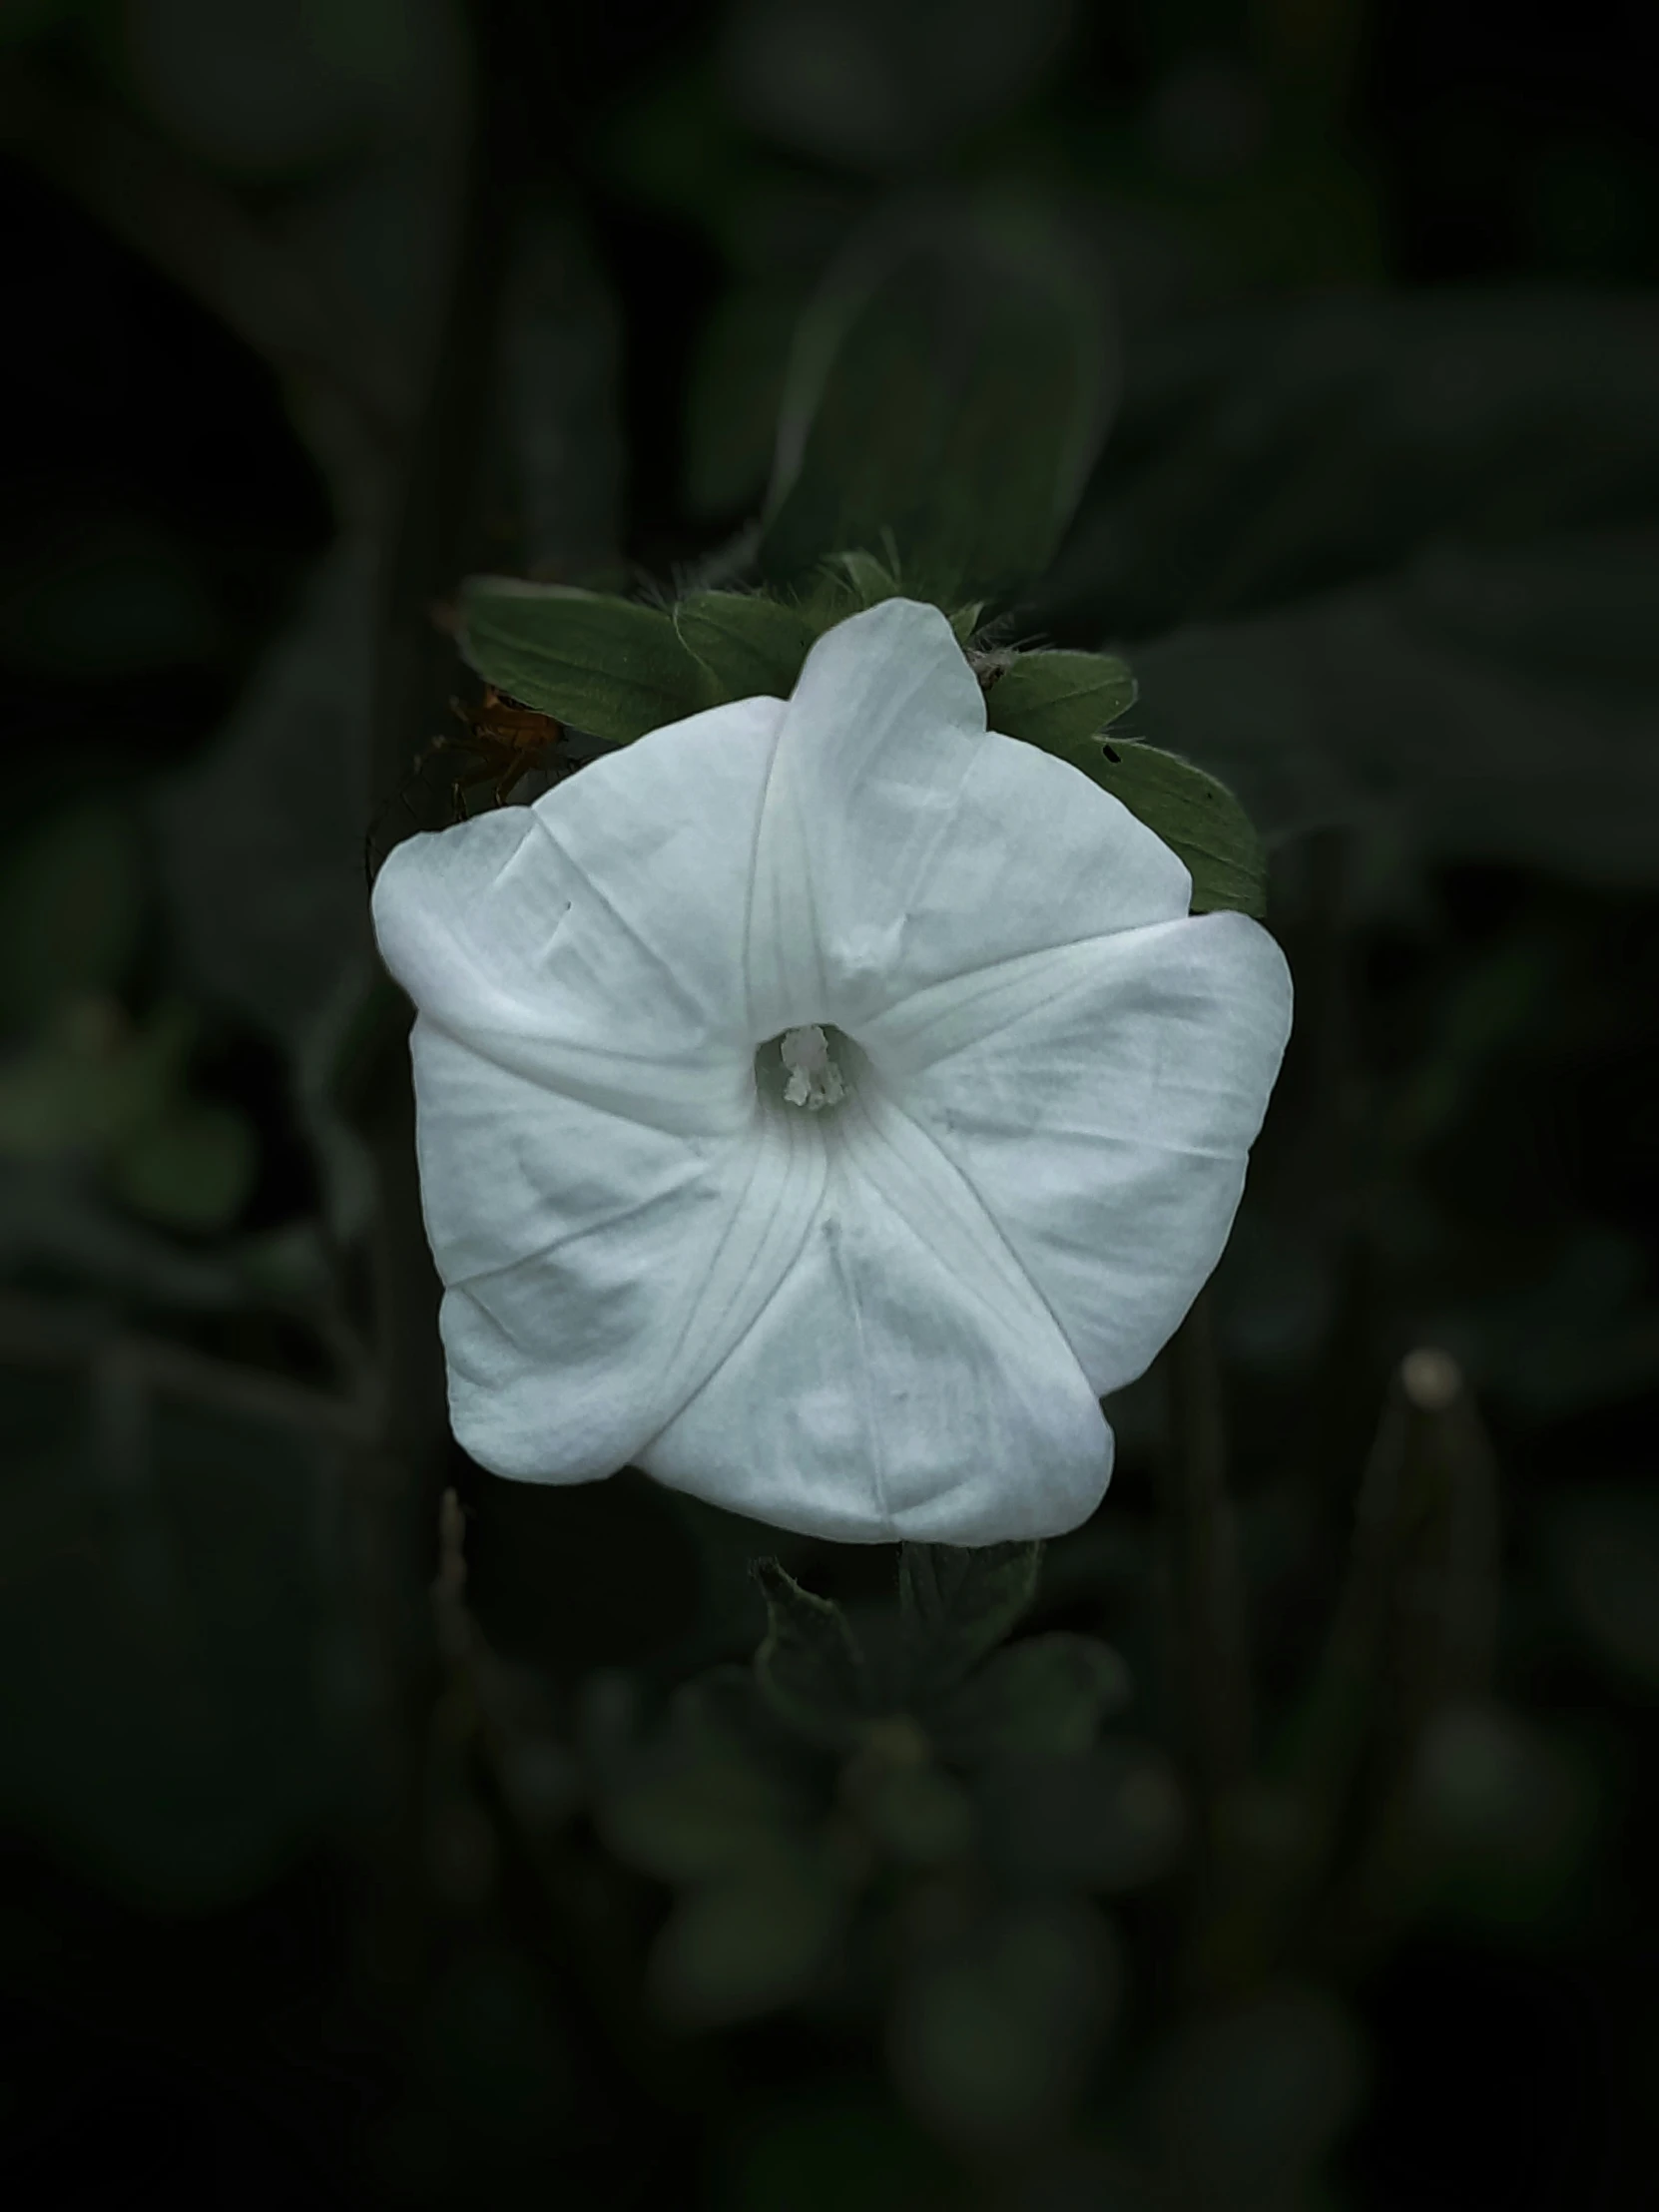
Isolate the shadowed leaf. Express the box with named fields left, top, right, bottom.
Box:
left=759, top=196, right=1117, bottom=604
left=598, top=1743, right=801, bottom=1885
left=110, top=1096, right=257, bottom=1234
left=989, top=648, right=1137, bottom=752
left=0, top=1390, right=344, bottom=1910
left=752, top=1557, right=872, bottom=1749
left=0, top=805, right=144, bottom=1033
left=1039, top=292, right=1659, bottom=643
left=860, top=1760, right=974, bottom=1866
left=975, top=1743, right=1186, bottom=1893
left=1551, top=1483, right=1659, bottom=1688
left=1126, top=537, right=1659, bottom=889
left=926, top=1632, right=1132, bottom=1761
left=898, top=1539, right=1042, bottom=1693
left=888, top=1898, right=1121, bottom=2150
left=1050, top=738, right=1268, bottom=917
left=649, top=1854, right=846, bottom=2028
left=151, top=545, right=373, bottom=1054
left=1150, top=1984, right=1367, bottom=2205
left=459, top=577, right=713, bottom=741
left=674, top=589, right=816, bottom=700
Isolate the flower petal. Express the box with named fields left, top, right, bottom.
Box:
left=370, top=694, right=855, bottom=1481
left=746, top=598, right=1193, bottom=1041
left=859, top=908, right=1294, bottom=1395
left=639, top=1062, right=1112, bottom=1544
left=372, top=695, right=786, bottom=1131
left=413, top=1024, right=831, bottom=1480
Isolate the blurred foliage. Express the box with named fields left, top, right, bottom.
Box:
left=0, top=1378, right=349, bottom=1909
left=755, top=192, right=1116, bottom=604
left=3, top=0, right=1658, bottom=2207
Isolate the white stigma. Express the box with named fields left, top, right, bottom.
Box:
left=779, top=1024, right=846, bottom=1112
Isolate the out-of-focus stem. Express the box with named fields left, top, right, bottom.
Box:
left=1161, top=1287, right=1254, bottom=1854
left=345, top=6, right=501, bottom=2011
left=427, top=1489, right=721, bottom=2118
left=1307, top=1347, right=1500, bottom=1968
left=1197, top=1347, right=1500, bottom=1990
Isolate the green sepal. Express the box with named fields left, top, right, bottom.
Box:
left=898, top=1541, right=1043, bottom=1696
left=924, top=1633, right=1132, bottom=1762
left=786, top=548, right=907, bottom=640
left=987, top=649, right=1137, bottom=751
left=1056, top=739, right=1269, bottom=919
left=673, top=590, right=816, bottom=701
left=751, top=1557, right=872, bottom=1750
left=829, top=547, right=902, bottom=606
left=459, top=576, right=713, bottom=742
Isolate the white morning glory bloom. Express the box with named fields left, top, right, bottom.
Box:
left=371, top=598, right=1292, bottom=1545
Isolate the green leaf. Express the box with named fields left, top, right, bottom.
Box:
left=926, top=1633, right=1131, bottom=1761
left=752, top=1558, right=872, bottom=1749
left=898, top=1540, right=1042, bottom=1693
left=459, top=577, right=712, bottom=742
left=1060, top=740, right=1268, bottom=919
left=987, top=649, right=1137, bottom=751
left=759, top=197, right=1117, bottom=605
left=674, top=590, right=816, bottom=702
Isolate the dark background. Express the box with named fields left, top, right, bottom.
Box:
left=2, top=2, right=1657, bottom=2206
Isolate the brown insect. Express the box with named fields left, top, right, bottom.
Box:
left=426, top=685, right=570, bottom=813
left=364, top=686, right=572, bottom=883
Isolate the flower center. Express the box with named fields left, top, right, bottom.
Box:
left=768, top=1023, right=846, bottom=1112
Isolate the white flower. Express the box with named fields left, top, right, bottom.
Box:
left=371, top=599, right=1292, bottom=1544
